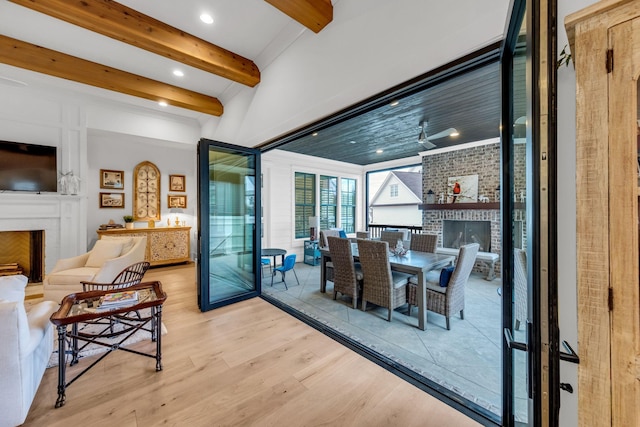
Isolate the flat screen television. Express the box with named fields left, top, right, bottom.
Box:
left=0, top=140, right=58, bottom=192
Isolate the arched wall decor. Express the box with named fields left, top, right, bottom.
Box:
left=133, top=161, right=161, bottom=221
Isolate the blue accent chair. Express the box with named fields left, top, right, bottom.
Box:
left=271, top=254, right=299, bottom=289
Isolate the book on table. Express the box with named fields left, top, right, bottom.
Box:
left=99, top=290, right=139, bottom=308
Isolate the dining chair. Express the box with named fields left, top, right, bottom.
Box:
left=406, top=243, right=479, bottom=330
left=380, top=230, right=404, bottom=249
left=356, top=239, right=412, bottom=321
left=327, top=236, right=363, bottom=309
left=271, top=254, right=299, bottom=290
left=260, top=258, right=272, bottom=278
left=356, top=231, right=370, bottom=239
left=319, top=229, right=340, bottom=283
left=409, top=233, right=438, bottom=253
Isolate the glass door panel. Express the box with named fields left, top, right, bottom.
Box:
left=198, top=139, right=261, bottom=311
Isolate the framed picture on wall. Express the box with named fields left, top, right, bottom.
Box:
left=168, top=194, right=187, bottom=209
left=100, top=192, right=125, bottom=208
left=100, top=169, right=124, bottom=189
left=169, top=174, right=185, bottom=191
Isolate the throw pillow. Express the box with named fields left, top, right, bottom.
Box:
left=0, top=274, right=28, bottom=303
left=85, top=240, right=124, bottom=268
left=439, top=265, right=455, bottom=287
left=338, top=230, right=347, bottom=239
left=100, top=236, right=135, bottom=255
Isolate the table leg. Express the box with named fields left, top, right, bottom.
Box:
left=320, top=253, right=327, bottom=293
left=154, top=306, right=163, bottom=371
left=70, top=322, right=79, bottom=366
left=417, top=271, right=427, bottom=331
left=55, top=325, right=67, bottom=408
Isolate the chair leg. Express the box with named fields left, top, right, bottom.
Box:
left=333, top=291, right=338, bottom=300
left=460, top=309, right=464, bottom=320
left=446, top=317, right=451, bottom=330
left=352, top=295, right=357, bottom=309
left=407, top=304, right=412, bottom=315
left=361, top=299, right=367, bottom=312
left=387, top=308, right=392, bottom=322
left=292, top=268, right=300, bottom=286
left=515, top=319, right=521, bottom=330
left=270, top=270, right=275, bottom=287
left=281, top=271, right=288, bottom=290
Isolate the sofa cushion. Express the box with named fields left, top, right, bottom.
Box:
left=45, top=267, right=98, bottom=286
left=85, top=240, right=124, bottom=268
left=0, top=274, right=28, bottom=303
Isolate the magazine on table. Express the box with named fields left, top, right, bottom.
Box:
left=99, top=290, right=139, bottom=308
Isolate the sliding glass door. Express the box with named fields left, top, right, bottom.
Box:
left=197, top=139, right=261, bottom=311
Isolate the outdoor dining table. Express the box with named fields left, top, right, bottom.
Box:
left=261, top=248, right=287, bottom=268
left=319, top=243, right=455, bottom=331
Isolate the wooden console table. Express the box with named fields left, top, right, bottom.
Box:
left=97, top=226, right=191, bottom=267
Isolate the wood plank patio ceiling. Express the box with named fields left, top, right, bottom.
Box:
left=278, top=61, right=501, bottom=166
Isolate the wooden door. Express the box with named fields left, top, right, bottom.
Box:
left=608, top=16, right=640, bottom=427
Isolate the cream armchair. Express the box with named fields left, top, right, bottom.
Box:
left=0, top=275, right=58, bottom=427
left=43, top=236, right=147, bottom=303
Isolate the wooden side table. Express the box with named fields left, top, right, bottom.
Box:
left=49, top=281, right=167, bottom=408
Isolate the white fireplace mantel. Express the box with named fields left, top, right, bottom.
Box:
left=0, top=193, right=86, bottom=274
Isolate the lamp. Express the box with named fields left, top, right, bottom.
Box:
left=170, top=208, right=183, bottom=226
left=309, top=216, right=320, bottom=241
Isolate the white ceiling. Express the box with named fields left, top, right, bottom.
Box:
left=0, top=0, right=510, bottom=147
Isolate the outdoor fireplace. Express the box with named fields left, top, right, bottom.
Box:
left=442, top=220, right=492, bottom=252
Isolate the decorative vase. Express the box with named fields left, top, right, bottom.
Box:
left=125, top=222, right=134, bottom=230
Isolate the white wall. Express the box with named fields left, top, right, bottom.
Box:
left=86, top=130, right=198, bottom=258
left=556, top=0, right=599, bottom=425
left=261, top=149, right=363, bottom=259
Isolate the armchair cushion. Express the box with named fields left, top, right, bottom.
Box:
left=439, top=265, right=455, bottom=287
left=45, top=267, right=98, bottom=287
left=85, top=240, right=124, bottom=268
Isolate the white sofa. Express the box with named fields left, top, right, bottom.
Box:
left=0, top=275, right=58, bottom=427
left=43, top=235, right=147, bottom=303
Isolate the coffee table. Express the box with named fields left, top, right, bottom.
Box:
left=49, top=281, right=167, bottom=408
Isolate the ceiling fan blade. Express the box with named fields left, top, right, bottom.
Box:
left=421, top=140, right=436, bottom=149
left=427, top=128, right=457, bottom=140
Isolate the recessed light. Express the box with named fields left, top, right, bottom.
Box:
left=173, top=69, right=184, bottom=77
left=200, top=13, right=214, bottom=24
left=349, top=140, right=356, bottom=144
left=158, top=101, right=168, bottom=107
left=312, top=132, right=318, bottom=137
left=376, top=149, right=383, bottom=154
left=390, top=100, right=399, bottom=106
left=450, top=131, right=460, bottom=137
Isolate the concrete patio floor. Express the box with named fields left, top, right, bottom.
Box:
left=262, top=261, right=527, bottom=420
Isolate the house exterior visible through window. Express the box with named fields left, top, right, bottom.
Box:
left=320, top=175, right=337, bottom=230
left=295, top=172, right=315, bottom=238
left=341, top=178, right=356, bottom=233
left=390, top=184, right=399, bottom=197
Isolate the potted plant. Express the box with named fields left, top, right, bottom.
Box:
left=123, top=215, right=134, bottom=229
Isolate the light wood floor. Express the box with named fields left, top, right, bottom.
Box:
left=23, top=264, right=482, bottom=427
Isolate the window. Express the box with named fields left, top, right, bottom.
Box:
left=320, top=175, right=337, bottom=230
left=295, top=172, right=315, bottom=238
left=341, top=178, right=356, bottom=233
left=390, top=184, right=399, bottom=197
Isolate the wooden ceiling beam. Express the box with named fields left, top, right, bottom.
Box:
left=8, top=0, right=260, bottom=87
left=0, top=35, right=223, bottom=116
left=264, top=0, right=333, bottom=33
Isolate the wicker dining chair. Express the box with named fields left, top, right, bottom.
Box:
left=356, top=231, right=370, bottom=239
left=356, top=239, right=412, bottom=321
left=380, top=230, right=404, bottom=249
left=409, top=233, right=438, bottom=253
left=327, top=236, right=363, bottom=309
left=81, top=261, right=151, bottom=291
left=320, top=229, right=340, bottom=284
left=406, top=243, right=479, bottom=330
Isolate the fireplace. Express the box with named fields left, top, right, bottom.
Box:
left=0, top=230, right=45, bottom=282
left=442, top=220, right=492, bottom=252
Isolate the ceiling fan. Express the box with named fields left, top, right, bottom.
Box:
left=417, top=120, right=458, bottom=149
